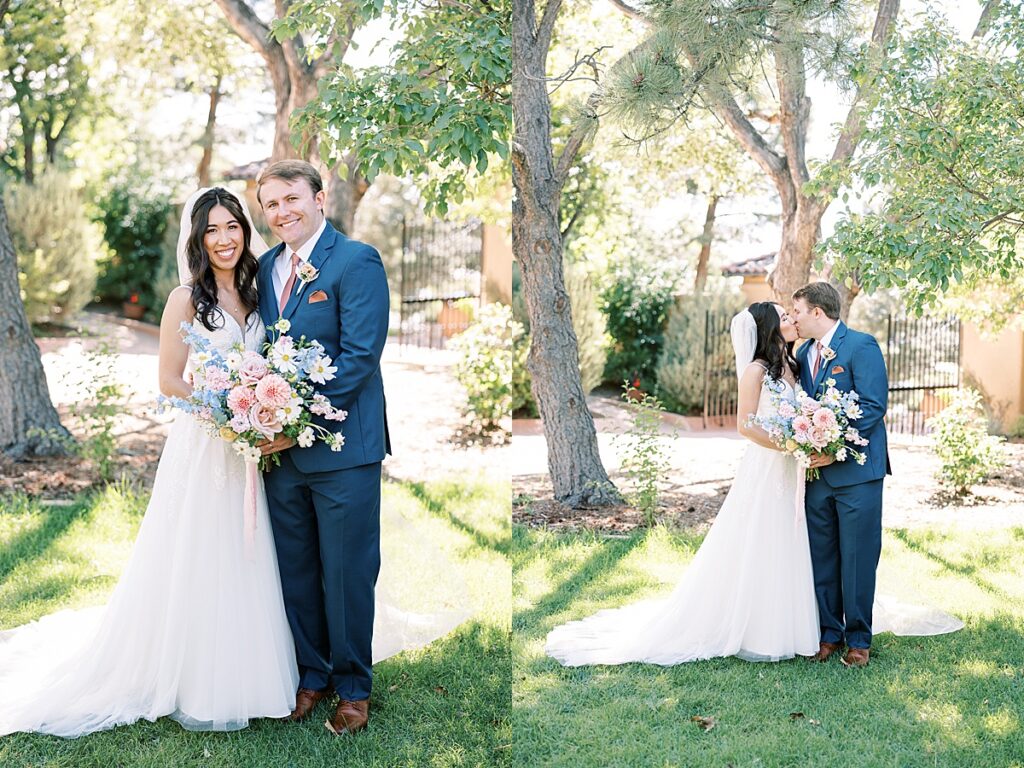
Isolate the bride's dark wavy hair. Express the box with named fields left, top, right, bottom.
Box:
left=186, top=188, right=259, bottom=332
left=748, top=301, right=799, bottom=382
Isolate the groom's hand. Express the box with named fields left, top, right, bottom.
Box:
left=258, top=434, right=297, bottom=456
left=809, top=452, right=835, bottom=469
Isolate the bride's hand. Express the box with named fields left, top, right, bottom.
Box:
left=808, top=452, right=835, bottom=469
left=258, top=434, right=297, bottom=456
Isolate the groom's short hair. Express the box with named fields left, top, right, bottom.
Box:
left=793, top=282, right=841, bottom=319
left=255, top=160, right=323, bottom=204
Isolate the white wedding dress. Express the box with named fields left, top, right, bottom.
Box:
left=0, top=310, right=471, bottom=738
left=546, top=374, right=963, bottom=667
left=0, top=312, right=298, bottom=737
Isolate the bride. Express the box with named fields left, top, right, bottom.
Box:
left=545, top=302, right=962, bottom=667
left=0, top=187, right=465, bottom=738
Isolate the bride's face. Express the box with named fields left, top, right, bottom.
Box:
left=204, top=205, right=244, bottom=273
left=776, top=304, right=799, bottom=343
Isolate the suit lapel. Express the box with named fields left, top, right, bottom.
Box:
left=813, top=321, right=847, bottom=391
left=282, top=223, right=337, bottom=321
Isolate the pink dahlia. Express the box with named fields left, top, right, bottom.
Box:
left=255, top=374, right=293, bottom=409
left=227, top=385, right=257, bottom=415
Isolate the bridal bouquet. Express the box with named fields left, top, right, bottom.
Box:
left=749, top=377, right=869, bottom=480
left=160, top=318, right=348, bottom=470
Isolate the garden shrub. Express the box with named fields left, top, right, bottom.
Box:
left=599, top=257, right=679, bottom=390
left=4, top=170, right=101, bottom=322
left=95, top=182, right=173, bottom=310
left=927, top=388, right=1006, bottom=495
left=451, top=302, right=517, bottom=437
left=655, top=287, right=745, bottom=413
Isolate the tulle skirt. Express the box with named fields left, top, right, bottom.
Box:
left=0, top=415, right=299, bottom=737
left=546, top=445, right=821, bottom=666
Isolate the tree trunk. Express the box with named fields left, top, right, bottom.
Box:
left=196, top=76, right=222, bottom=187
left=213, top=0, right=368, bottom=223
left=693, top=195, right=719, bottom=293
left=21, top=113, right=35, bottom=184
left=0, top=196, right=73, bottom=458
left=767, top=195, right=820, bottom=302
left=512, top=0, right=619, bottom=507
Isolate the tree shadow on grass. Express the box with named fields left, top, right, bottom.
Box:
left=400, top=478, right=510, bottom=557
left=889, top=527, right=1023, bottom=607
left=0, top=494, right=90, bottom=583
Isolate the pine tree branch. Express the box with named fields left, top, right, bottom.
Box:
left=827, top=0, right=900, bottom=172
left=554, top=87, right=601, bottom=189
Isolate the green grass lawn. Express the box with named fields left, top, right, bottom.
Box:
left=0, top=475, right=511, bottom=768
left=514, top=524, right=1024, bottom=768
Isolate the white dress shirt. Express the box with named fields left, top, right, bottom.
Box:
left=810, top=319, right=841, bottom=373
left=273, top=216, right=328, bottom=307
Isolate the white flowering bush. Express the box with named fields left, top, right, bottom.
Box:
left=451, top=302, right=516, bottom=437
left=927, top=388, right=1006, bottom=495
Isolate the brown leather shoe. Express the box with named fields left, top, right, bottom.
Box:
left=325, top=698, right=369, bottom=736
left=288, top=687, right=331, bottom=722
left=810, top=641, right=843, bottom=662
left=841, top=648, right=870, bottom=668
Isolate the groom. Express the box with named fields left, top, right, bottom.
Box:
left=255, top=160, right=391, bottom=734
left=791, top=282, right=891, bottom=668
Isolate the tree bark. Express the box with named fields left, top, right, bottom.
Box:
left=213, top=0, right=368, bottom=229
left=196, top=76, right=222, bottom=187
left=693, top=195, right=719, bottom=293
left=0, top=195, right=73, bottom=458
left=513, top=0, right=619, bottom=506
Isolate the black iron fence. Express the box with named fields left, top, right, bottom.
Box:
left=699, top=311, right=962, bottom=435
left=885, top=314, right=961, bottom=435
left=399, top=217, right=483, bottom=349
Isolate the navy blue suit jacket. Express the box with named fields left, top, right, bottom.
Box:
left=797, top=322, right=891, bottom=487
left=257, top=222, right=391, bottom=473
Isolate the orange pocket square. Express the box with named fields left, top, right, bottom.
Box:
left=308, top=290, right=329, bottom=303
left=831, top=365, right=845, bottom=374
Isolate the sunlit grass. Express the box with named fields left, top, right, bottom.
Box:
left=0, top=474, right=511, bottom=768
left=514, top=524, right=1024, bottom=768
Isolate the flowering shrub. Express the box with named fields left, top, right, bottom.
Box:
left=451, top=303, right=516, bottom=437
left=927, top=388, right=1005, bottom=495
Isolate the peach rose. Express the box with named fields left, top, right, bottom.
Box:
left=249, top=402, right=283, bottom=439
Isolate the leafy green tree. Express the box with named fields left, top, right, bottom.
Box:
left=0, top=0, right=90, bottom=182
left=0, top=0, right=73, bottom=458
left=277, top=0, right=511, bottom=217
left=820, top=3, right=1024, bottom=315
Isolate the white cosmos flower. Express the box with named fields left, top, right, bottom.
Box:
left=270, top=345, right=299, bottom=374
left=224, top=351, right=243, bottom=371
left=275, top=318, right=291, bottom=333
left=276, top=396, right=304, bottom=425
left=308, top=355, right=338, bottom=385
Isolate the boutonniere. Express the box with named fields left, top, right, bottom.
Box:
left=297, top=262, right=319, bottom=286
left=820, top=345, right=836, bottom=362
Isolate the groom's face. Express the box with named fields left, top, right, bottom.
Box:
left=791, top=298, right=826, bottom=339
left=260, top=177, right=326, bottom=250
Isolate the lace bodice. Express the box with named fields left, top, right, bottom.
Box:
left=186, top=310, right=263, bottom=376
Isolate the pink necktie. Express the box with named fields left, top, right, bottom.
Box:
left=279, top=252, right=301, bottom=313
left=811, top=341, right=823, bottom=379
